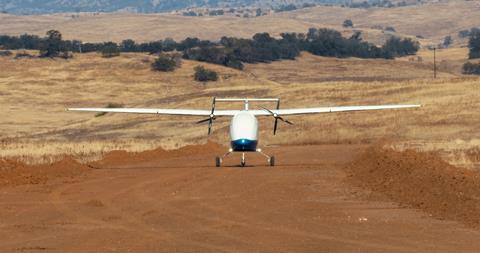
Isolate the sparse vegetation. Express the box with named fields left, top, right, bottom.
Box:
left=194, top=65, right=218, bottom=82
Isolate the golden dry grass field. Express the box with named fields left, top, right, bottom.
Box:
left=0, top=50, right=478, bottom=168
left=0, top=1, right=479, bottom=46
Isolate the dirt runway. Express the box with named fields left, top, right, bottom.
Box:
left=1, top=144, right=480, bottom=252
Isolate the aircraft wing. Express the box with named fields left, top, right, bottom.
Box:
left=67, top=104, right=419, bottom=116
left=248, top=104, right=421, bottom=116
left=66, top=108, right=239, bottom=116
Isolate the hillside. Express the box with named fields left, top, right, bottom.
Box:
left=0, top=50, right=478, bottom=169
left=1, top=1, right=479, bottom=46
left=0, top=0, right=340, bottom=14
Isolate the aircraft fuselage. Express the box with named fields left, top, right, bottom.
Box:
left=230, top=111, right=258, bottom=152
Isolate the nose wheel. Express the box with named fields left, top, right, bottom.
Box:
left=241, top=152, right=246, bottom=167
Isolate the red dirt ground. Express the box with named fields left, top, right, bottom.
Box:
left=1, top=144, right=480, bottom=252
left=345, top=146, right=480, bottom=228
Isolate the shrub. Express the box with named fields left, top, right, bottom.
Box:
left=443, top=36, right=453, bottom=48
left=194, top=65, right=218, bottom=82
left=468, top=28, right=480, bottom=59
left=385, top=26, right=396, bottom=32
left=151, top=54, right=179, bottom=72
left=0, top=50, right=12, bottom=57
left=14, top=51, right=35, bottom=59
left=462, top=62, right=480, bottom=75
left=101, top=42, right=120, bottom=58
left=343, top=19, right=353, bottom=28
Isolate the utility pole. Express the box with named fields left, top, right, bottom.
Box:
left=433, top=47, right=437, bottom=79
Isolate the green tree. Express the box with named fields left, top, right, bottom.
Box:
left=443, top=36, right=453, bottom=48
left=194, top=65, right=218, bottom=82
left=468, top=28, right=480, bottom=59
left=120, top=39, right=137, bottom=52
left=101, top=42, right=120, bottom=58
left=152, top=54, right=178, bottom=72
left=40, top=30, right=64, bottom=57
left=463, top=62, right=480, bottom=75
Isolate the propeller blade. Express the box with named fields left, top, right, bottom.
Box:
left=211, top=97, right=216, bottom=114
left=208, top=119, right=212, bottom=135
left=279, top=117, right=294, bottom=125
left=261, top=107, right=275, bottom=116
left=196, top=118, right=211, bottom=124
left=273, top=118, right=278, bottom=135
left=207, top=97, right=216, bottom=135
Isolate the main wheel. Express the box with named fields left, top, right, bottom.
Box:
left=215, top=157, right=221, bottom=167
left=269, top=156, right=275, bottom=167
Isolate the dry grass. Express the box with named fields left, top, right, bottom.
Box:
left=1, top=1, right=479, bottom=46
left=246, top=52, right=456, bottom=83
left=397, top=47, right=470, bottom=75
left=0, top=50, right=478, bottom=166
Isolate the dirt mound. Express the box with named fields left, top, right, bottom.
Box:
left=345, top=146, right=480, bottom=228
left=92, top=141, right=225, bottom=167
left=0, top=156, right=90, bottom=188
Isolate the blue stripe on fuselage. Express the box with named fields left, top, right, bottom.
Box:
left=231, top=139, right=257, bottom=152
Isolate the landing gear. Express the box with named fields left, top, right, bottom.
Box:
left=214, top=148, right=274, bottom=167
left=269, top=156, right=275, bottom=167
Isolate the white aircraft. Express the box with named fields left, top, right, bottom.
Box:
left=68, top=98, right=420, bottom=167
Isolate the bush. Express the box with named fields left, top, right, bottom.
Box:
left=194, top=65, right=218, bottom=82
left=101, top=42, right=120, bottom=58
left=151, top=54, right=179, bottom=72
left=14, top=51, right=35, bottom=59
left=462, top=62, right=480, bottom=75
left=343, top=19, right=353, bottom=28
left=468, top=28, right=480, bottom=59
left=443, top=36, right=453, bottom=48
left=0, top=50, right=12, bottom=56
left=385, top=26, right=396, bottom=32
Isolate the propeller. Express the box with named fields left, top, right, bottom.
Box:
left=196, top=97, right=216, bottom=135
left=262, top=106, right=293, bottom=135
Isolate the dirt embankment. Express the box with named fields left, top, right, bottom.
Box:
left=346, top=146, right=480, bottom=228
left=0, top=157, right=90, bottom=187
left=0, top=142, right=224, bottom=188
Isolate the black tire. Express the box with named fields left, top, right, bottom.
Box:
left=269, top=156, right=275, bottom=167
left=215, top=157, right=221, bottom=167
